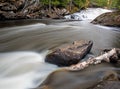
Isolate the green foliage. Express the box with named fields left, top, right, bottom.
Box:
left=90, top=0, right=120, bottom=10
left=39, top=0, right=69, bottom=8
left=51, top=0, right=60, bottom=6
left=90, top=0, right=107, bottom=7
left=39, top=0, right=120, bottom=10
left=40, top=0, right=49, bottom=6
left=58, top=0, right=70, bottom=7
left=73, top=0, right=87, bottom=9
left=115, top=0, right=120, bottom=10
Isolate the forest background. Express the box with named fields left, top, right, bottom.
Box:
left=39, top=0, right=120, bottom=13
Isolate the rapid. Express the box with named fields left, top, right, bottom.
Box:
left=0, top=8, right=120, bottom=89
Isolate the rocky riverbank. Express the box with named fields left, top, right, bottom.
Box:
left=37, top=48, right=120, bottom=89
left=88, top=70, right=120, bottom=89
left=0, top=0, right=69, bottom=20
left=91, top=11, right=120, bottom=27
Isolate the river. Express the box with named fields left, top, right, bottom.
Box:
left=0, top=8, right=120, bottom=89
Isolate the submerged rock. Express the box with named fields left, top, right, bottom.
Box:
left=45, top=40, right=93, bottom=66
left=91, top=81, right=120, bottom=89
left=37, top=62, right=120, bottom=89
left=91, top=11, right=120, bottom=27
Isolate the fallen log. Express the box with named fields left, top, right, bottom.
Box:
left=67, top=48, right=120, bottom=71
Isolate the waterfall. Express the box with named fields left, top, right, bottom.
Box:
left=64, top=8, right=112, bottom=21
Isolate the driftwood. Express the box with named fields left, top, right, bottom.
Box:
left=67, top=48, right=120, bottom=71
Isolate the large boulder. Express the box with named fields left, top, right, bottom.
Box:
left=45, top=40, right=93, bottom=66
left=91, top=11, right=120, bottom=27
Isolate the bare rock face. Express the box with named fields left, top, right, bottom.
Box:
left=45, top=40, right=93, bottom=66
left=0, top=0, right=40, bottom=20
left=44, top=8, right=69, bottom=19
left=91, top=11, right=120, bottom=27
left=0, top=0, right=69, bottom=20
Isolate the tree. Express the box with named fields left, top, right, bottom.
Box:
left=116, top=0, right=120, bottom=10
left=72, top=0, right=90, bottom=9
left=39, top=0, right=120, bottom=11
left=85, top=0, right=90, bottom=8
left=107, top=0, right=112, bottom=8
left=49, top=0, right=51, bottom=12
left=59, top=0, right=70, bottom=8
left=69, top=0, right=72, bottom=11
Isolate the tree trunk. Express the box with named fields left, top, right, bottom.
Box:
left=69, top=0, right=72, bottom=12
left=107, top=0, right=112, bottom=9
left=85, top=0, right=90, bottom=9
left=49, top=0, right=51, bottom=13
left=67, top=48, right=120, bottom=71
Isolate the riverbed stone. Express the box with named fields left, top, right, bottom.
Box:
left=45, top=40, right=93, bottom=66
left=88, top=81, right=120, bottom=89
left=91, top=11, right=120, bottom=27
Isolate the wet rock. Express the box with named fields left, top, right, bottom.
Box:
left=45, top=40, right=93, bottom=66
left=87, top=70, right=120, bottom=89
left=89, top=81, right=120, bottom=89
left=91, top=11, right=120, bottom=27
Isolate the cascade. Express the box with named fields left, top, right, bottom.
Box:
left=65, top=8, right=112, bottom=21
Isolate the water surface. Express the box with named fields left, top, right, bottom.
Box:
left=0, top=18, right=120, bottom=89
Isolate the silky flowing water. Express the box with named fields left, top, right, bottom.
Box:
left=0, top=8, right=120, bottom=89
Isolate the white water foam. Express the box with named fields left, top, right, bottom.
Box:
left=0, top=23, right=46, bottom=39
left=2, top=23, right=46, bottom=30
left=65, top=8, right=112, bottom=21
left=0, top=51, right=58, bottom=89
left=95, top=25, right=120, bottom=32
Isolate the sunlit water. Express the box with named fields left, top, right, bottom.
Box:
left=0, top=8, right=120, bottom=89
